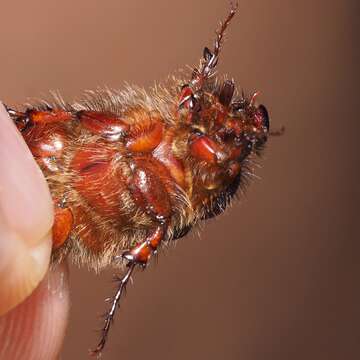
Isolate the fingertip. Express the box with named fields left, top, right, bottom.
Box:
left=0, top=102, right=54, bottom=246
left=0, top=262, right=70, bottom=360
left=0, top=101, right=54, bottom=314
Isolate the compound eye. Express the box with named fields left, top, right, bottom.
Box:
left=257, top=104, right=270, bottom=132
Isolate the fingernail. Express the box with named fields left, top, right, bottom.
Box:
left=0, top=103, right=54, bottom=246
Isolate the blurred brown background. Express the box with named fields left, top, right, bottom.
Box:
left=1, top=0, right=359, bottom=359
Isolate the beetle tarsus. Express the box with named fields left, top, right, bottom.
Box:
left=89, top=262, right=136, bottom=357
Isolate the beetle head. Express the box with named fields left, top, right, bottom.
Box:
left=178, top=2, right=270, bottom=170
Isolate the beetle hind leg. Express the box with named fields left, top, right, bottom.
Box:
left=91, top=154, right=172, bottom=355
left=89, top=262, right=136, bottom=356
left=90, top=224, right=168, bottom=356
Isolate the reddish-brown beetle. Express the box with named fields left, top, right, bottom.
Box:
left=6, top=3, right=282, bottom=355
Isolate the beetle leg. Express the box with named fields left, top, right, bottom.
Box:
left=91, top=160, right=171, bottom=355
left=91, top=220, right=168, bottom=355
left=90, top=224, right=168, bottom=356
left=122, top=159, right=171, bottom=264
left=89, top=262, right=136, bottom=357
left=122, top=224, right=167, bottom=265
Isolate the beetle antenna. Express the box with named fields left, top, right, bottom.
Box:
left=191, top=2, right=238, bottom=88
left=89, top=262, right=136, bottom=356
left=213, top=1, right=238, bottom=59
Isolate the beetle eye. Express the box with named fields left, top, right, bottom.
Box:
left=257, top=104, right=270, bottom=132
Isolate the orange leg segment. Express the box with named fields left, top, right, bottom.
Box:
left=123, top=225, right=166, bottom=265
left=52, top=207, right=74, bottom=250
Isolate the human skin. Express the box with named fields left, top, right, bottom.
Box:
left=0, top=103, right=70, bottom=359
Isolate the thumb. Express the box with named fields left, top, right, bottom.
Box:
left=0, top=103, right=54, bottom=315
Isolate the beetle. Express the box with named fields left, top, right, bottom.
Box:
left=5, top=3, right=282, bottom=355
